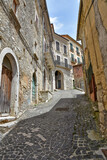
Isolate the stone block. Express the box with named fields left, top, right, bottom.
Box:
left=105, top=104, right=107, bottom=111
left=99, top=112, right=104, bottom=125
left=39, top=91, right=52, bottom=103
left=98, top=102, right=104, bottom=112
left=100, top=123, right=105, bottom=134
left=105, top=129, right=107, bottom=138
left=103, top=94, right=107, bottom=103
left=97, top=89, right=103, bottom=102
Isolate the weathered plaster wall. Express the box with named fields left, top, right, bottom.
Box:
left=0, top=3, right=34, bottom=115
left=73, top=64, right=84, bottom=90
left=78, top=0, right=107, bottom=137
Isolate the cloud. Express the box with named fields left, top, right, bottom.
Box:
left=50, top=17, right=63, bottom=32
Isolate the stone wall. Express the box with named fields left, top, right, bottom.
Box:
left=0, top=0, right=54, bottom=117
left=77, top=0, right=107, bottom=137
left=0, top=3, right=34, bottom=115
left=55, top=67, right=73, bottom=90
left=73, top=64, right=84, bottom=90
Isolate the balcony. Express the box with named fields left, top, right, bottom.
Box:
left=55, top=60, right=72, bottom=69
left=44, top=47, right=55, bottom=69
left=70, top=48, right=74, bottom=53
left=71, top=58, right=76, bottom=64
left=63, top=52, right=68, bottom=56
left=77, top=51, right=80, bottom=56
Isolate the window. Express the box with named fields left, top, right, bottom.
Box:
left=76, top=47, right=80, bottom=56
left=76, top=47, right=79, bottom=52
left=70, top=43, right=74, bottom=52
left=57, top=55, right=60, bottom=64
left=71, top=54, right=75, bottom=62
left=64, top=45, right=67, bottom=54
left=77, top=57, right=80, bottom=64
left=13, top=0, right=19, bottom=13
left=65, top=59, right=68, bottom=67
left=56, top=41, right=60, bottom=51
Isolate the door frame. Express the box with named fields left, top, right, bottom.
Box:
left=0, top=47, right=19, bottom=116
left=55, top=70, right=64, bottom=90
left=31, top=71, right=38, bottom=104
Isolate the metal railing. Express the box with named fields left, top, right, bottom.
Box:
left=71, top=58, right=75, bottom=63
left=77, top=51, right=80, bottom=56
left=55, top=60, right=72, bottom=69
left=70, top=48, right=74, bottom=52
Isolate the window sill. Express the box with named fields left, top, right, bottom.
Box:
left=55, top=50, right=61, bottom=53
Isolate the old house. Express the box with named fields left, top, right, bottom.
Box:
left=61, top=35, right=84, bottom=89
left=51, top=24, right=73, bottom=90
left=77, top=0, right=107, bottom=137
left=61, top=35, right=83, bottom=66
left=0, top=0, right=54, bottom=126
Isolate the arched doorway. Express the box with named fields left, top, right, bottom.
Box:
left=0, top=48, right=19, bottom=116
left=55, top=70, right=64, bottom=90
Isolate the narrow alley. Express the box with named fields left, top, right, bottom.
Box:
left=0, top=90, right=106, bottom=160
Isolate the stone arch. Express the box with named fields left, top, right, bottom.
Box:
left=55, top=70, right=64, bottom=90
left=0, top=47, right=19, bottom=116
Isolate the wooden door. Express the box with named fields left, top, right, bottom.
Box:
left=0, top=66, right=12, bottom=113
left=58, top=80, right=61, bottom=89
left=89, top=74, right=97, bottom=102
left=32, top=75, right=36, bottom=102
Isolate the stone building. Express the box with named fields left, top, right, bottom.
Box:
left=77, top=0, right=107, bottom=137
left=0, top=0, right=54, bottom=121
left=51, top=25, right=73, bottom=90
left=61, top=35, right=84, bottom=89
left=73, top=64, right=84, bottom=90
left=62, top=35, right=83, bottom=66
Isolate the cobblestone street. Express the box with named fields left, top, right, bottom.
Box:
left=0, top=90, right=107, bottom=160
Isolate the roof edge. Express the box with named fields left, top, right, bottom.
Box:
left=62, top=34, right=82, bottom=48
left=77, top=0, right=82, bottom=41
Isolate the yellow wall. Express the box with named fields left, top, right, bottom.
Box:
left=78, top=0, right=107, bottom=137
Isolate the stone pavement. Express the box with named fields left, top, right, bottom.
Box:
left=0, top=90, right=107, bottom=160
left=19, top=90, right=83, bottom=121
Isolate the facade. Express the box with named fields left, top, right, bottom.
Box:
left=61, top=35, right=83, bottom=66
left=77, top=0, right=107, bottom=137
left=0, top=0, right=54, bottom=119
left=61, top=35, right=84, bottom=89
left=73, top=64, right=84, bottom=90
left=51, top=25, right=73, bottom=90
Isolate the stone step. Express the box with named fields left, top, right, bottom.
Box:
left=0, top=116, right=16, bottom=123
left=0, top=120, right=17, bottom=133
left=0, top=113, right=9, bottom=117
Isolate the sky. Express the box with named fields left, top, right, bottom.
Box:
left=46, top=0, right=80, bottom=40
